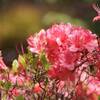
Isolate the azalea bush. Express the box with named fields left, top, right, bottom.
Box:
left=0, top=4, right=100, bottom=100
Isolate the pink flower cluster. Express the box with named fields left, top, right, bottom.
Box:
left=0, top=23, right=99, bottom=99
left=27, top=23, right=100, bottom=97
left=27, top=24, right=98, bottom=73
left=0, top=54, right=32, bottom=99
left=0, top=4, right=99, bottom=99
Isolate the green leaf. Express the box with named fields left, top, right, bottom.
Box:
left=98, top=96, right=100, bottom=100
left=16, top=95, right=24, bottom=100
left=18, top=55, right=27, bottom=68
left=32, top=54, right=39, bottom=68
left=12, top=59, right=19, bottom=72
left=4, top=81, right=12, bottom=90
left=25, top=50, right=39, bottom=69
left=40, top=53, right=50, bottom=70
left=45, top=77, right=49, bottom=85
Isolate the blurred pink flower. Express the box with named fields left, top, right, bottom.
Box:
left=9, top=73, right=25, bottom=86
left=87, top=76, right=100, bottom=95
left=0, top=57, right=7, bottom=70
left=93, top=4, right=100, bottom=22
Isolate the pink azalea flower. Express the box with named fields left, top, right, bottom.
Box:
left=93, top=4, right=100, bottom=22
left=48, top=65, right=75, bottom=81
left=69, top=27, right=98, bottom=52
left=10, top=88, right=20, bottom=96
left=0, top=57, right=7, bottom=70
left=9, top=73, right=25, bottom=86
left=27, top=29, right=46, bottom=54
left=58, top=49, right=80, bottom=70
left=32, top=83, right=42, bottom=93
left=87, top=77, right=100, bottom=95
left=9, top=74, right=18, bottom=84
left=46, top=23, right=71, bottom=46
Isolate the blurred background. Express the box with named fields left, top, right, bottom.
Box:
left=0, top=0, right=100, bottom=65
